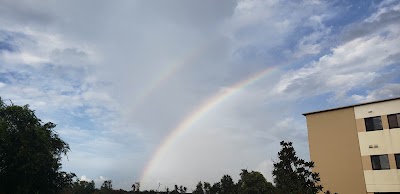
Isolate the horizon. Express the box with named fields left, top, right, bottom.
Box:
left=0, top=0, right=399, bottom=190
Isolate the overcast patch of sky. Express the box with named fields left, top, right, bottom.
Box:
left=0, top=0, right=399, bottom=190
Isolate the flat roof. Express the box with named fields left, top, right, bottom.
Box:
left=303, top=96, right=400, bottom=116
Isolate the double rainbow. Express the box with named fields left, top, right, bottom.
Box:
left=139, top=66, right=280, bottom=183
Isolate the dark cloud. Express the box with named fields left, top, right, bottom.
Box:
left=0, top=0, right=55, bottom=26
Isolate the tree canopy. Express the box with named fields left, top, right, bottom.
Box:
left=237, top=169, right=275, bottom=194
left=0, top=98, right=74, bottom=193
left=273, top=141, right=323, bottom=194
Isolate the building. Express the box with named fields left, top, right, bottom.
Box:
left=304, top=97, right=400, bottom=194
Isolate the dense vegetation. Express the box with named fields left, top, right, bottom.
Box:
left=0, top=98, right=75, bottom=193
left=0, top=98, right=335, bottom=194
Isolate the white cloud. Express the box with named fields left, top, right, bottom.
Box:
left=274, top=30, right=400, bottom=99
left=0, top=0, right=399, bottom=191
left=80, top=175, right=91, bottom=182
left=255, top=160, right=274, bottom=182
left=2, top=51, right=49, bottom=65
left=352, top=84, right=400, bottom=103
left=0, top=26, right=98, bottom=68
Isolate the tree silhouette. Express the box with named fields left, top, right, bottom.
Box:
left=237, top=169, right=275, bottom=194
left=273, top=141, right=323, bottom=194
left=0, top=98, right=74, bottom=193
left=192, top=181, right=204, bottom=194
left=220, top=175, right=236, bottom=194
left=101, top=180, right=113, bottom=191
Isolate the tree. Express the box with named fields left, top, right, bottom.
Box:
left=67, top=180, right=96, bottom=194
left=179, top=185, right=187, bottom=193
left=132, top=181, right=140, bottom=192
left=101, top=180, right=113, bottom=191
left=170, top=184, right=186, bottom=194
left=210, top=182, right=221, bottom=194
left=192, top=181, right=204, bottom=194
left=220, top=175, right=236, bottom=194
left=273, top=141, right=323, bottom=194
left=0, top=98, right=75, bottom=193
left=237, top=169, right=275, bottom=194
left=203, top=182, right=212, bottom=194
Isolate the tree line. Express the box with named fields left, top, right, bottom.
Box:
left=0, top=98, right=336, bottom=194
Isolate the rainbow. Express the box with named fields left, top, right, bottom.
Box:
left=129, top=42, right=213, bottom=112
left=139, top=66, right=280, bottom=183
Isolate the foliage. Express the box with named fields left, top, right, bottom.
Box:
left=61, top=179, right=96, bottom=194
left=132, top=181, right=141, bottom=192
left=237, top=169, right=275, bottom=194
left=192, top=181, right=204, bottom=194
left=101, top=180, right=113, bottom=191
left=219, top=175, right=236, bottom=194
left=273, top=141, right=323, bottom=194
left=0, top=98, right=74, bottom=193
left=203, top=182, right=212, bottom=194
left=170, top=184, right=187, bottom=194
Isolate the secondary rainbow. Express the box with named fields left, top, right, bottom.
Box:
left=140, top=66, right=280, bottom=183
left=129, top=43, right=212, bottom=112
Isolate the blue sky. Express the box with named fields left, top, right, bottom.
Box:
left=0, top=0, right=400, bottom=191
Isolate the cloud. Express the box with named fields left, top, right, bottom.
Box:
left=341, top=1, right=400, bottom=42
left=255, top=160, right=274, bottom=182
left=1, top=0, right=400, bottom=191
left=274, top=27, right=400, bottom=101
left=351, top=84, right=400, bottom=103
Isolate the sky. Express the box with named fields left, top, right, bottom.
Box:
left=0, top=0, right=400, bottom=191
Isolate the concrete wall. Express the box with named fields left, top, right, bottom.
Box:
left=306, top=107, right=367, bottom=194
left=355, top=99, right=400, bottom=193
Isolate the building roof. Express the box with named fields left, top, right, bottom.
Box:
left=302, top=96, right=400, bottom=116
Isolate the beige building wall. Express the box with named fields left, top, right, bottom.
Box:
left=306, top=107, right=367, bottom=194
left=358, top=129, right=394, bottom=156
left=364, top=170, right=400, bottom=192
left=355, top=100, right=400, bottom=192
left=354, top=99, right=400, bottom=119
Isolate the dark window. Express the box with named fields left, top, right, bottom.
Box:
left=396, top=154, right=400, bottom=169
left=371, top=155, right=390, bottom=170
left=365, top=116, right=383, bottom=131
left=388, top=113, right=400, bottom=129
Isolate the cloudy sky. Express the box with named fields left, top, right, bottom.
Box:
left=1, top=0, right=400, bottom=191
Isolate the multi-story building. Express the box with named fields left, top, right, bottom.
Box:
left=304, top=97, right=400, bottom=194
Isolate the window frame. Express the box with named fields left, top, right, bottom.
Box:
left=364, top=116, right=383, bottom=132
left=370, top=154, right=390, bottom=170
left=388, top=113, right=400, bottom=129
left=395, top=154, right=400, bottom=169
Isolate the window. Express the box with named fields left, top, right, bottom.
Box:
left=388, top=113, right=400, bottom=129
left=371, top=155, right=390, bottom=170
left=396, top=154, right=400, bottom=169
left=365, top=116, right=383, bottom=131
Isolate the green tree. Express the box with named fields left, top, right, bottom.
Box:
left=179, top=185, right=187, bottom=193
left=219, top=175, right=236, bottom=194
left=69, top=180, right=96, bottom=194
left=100, top=180, right=113, bottom=191
left=203, top=182, right=212, bottom=194
left=192, top=181, right=204, bottom=194
left=210, top=182, right=221, bottom=194
left=237, top=169, right=275, bottom=194
left=273, top=141, right=323, bottom=194
left=0, top=98, right=74, bottom=193
left=170, top=184, right=186, bottom=194
left=132, top=181, right=140, bottom=193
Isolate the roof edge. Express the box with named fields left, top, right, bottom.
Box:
left=303, top=96, right=400, bottom=116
